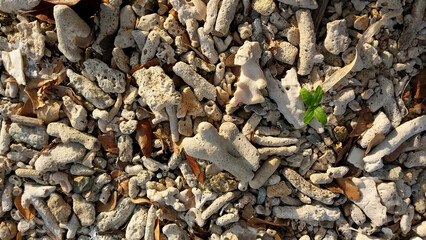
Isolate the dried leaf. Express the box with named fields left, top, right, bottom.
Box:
left=413, top=69, right=426, bottom=100
left=47, top=86, right=84, bottom=106
left=96, top=191, right=117, bottom=212
left=365, top=133, right=385, bottom=155
left=321, top=10, right=402, bottom=92
left=40, top=138, right=61, bottom=154
left=336, top=137, right=354, bottom=165
left=183, top=150, right=204, bottom=184
left=274, top=234, right=282, bottom=240
left=98, top=131, right=119, bottom=154
left=224, top=52, right=236, bottom=67
left=171, top=136, right=184, bottom=155
left=110, top=170, right=125, bottom=180
left=408, top=103, right=424, bottom=113
left=246, top=217, right=284, bottom=228
left=383, top=142, right=406, bottom=162
left=16, top=232, right=22, bottom=240
left=241, top=204, right=255, bottom=220
left=17, top=98, right=37, bottom=117
left=117, top=178, right=129, bottom=196
left=14, top=195, right=36, bottom=221
left=154, top=218, right=160, bottom=240
left=136, top=119, right=153, bottom=157
left=128, top=58, right=160, bottom=75
left=24, top=87, right=42, bottom=111
left=130, top=197, right=151, bottom=204
left=324, top=182, right=345, bottom=194
left=335, top=178, right=360, bottom=201
left=36, top=100, right=62, bottom=124
left=180, top=33, right=208, bottom=61
left=349, top=103, right=374, bottom=137
left=43, top=0, right=81, bottom=5
left=169, top=8, right=178, bottom=19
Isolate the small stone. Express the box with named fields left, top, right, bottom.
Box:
left=252, top=0, right=275, bottom=16
left=73, top=176, right=93, bottom=194
left=333, top=126, right=348, bottom=142
left=0, top=220, right=17, bottom=240
left=324, top=19, right=350, bottom=55
left=72, top=194, right=96, bottom=226
left=47, top=193, right=72, bottom=224
left=267, top=181, right=292, bottom=198
left=354, top=15, right=369, bottom=31
left=273, top=41, right=298, bottom=65
left=209, top=172, right=238, bottom=193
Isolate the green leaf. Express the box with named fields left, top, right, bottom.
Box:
left=312, top=85, right=323, bottom=106
left=314, top=107, right=327, bottom=125
left=300, top=88, right=313, bottom=106
left=303, top=106, right=316, bottom=124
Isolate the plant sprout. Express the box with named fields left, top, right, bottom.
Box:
left=300, top=85, right=327, bottom=125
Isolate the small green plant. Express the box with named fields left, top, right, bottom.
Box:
left=300, top=85, right=327, bottom=125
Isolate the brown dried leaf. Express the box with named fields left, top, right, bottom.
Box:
left=154, top=218, right=160, bottom=240
left=16, top=232, right=22, bottom=240
left=246, top=217, right=284, bottom=228
left=128, top=58, right=160, bottom=75
left=184, top=150, right=204, bottom=184
left=171, top=136, right=184, bottom=155
left=40, top=138, right=61, bottom=155
left=413, top=69, right=426, bottom=100
left=35, top=13, right=55, bottom=24
left=365, top=133, right=385, bottom=155
left=47, top=86, right=84, bottom=106
left=335, top=178, right=360, bottom=201
left=349, top=103, right=374, bottom=137
left=117, top=178, right=129, bottom=196
left=336, top=137, right=354, bottom=165
left=130, top=197, right=151, bottom=204
left=324, top=182, right=345, bottom=194
left=136, top=119, right=153, bottom=157
left=14, top=195, right=36, bottom=221
left=241, top=204, right=256, bottom=220
left=224, top=52, right=236, bottom=67
left=180, top=33, right=208, bottom=61
left=96, top=191, right=117, bottom=212
left=24, top=87, right=42, bottom=111
left=17, top=98, right=37, bottom=117
left=383, top=142, right=406, bottom=163
left=36, top=100, right=62, bottom=124
left=43, top=0, right=81, bottom=5
left=98, top=131, right=119, bottom=154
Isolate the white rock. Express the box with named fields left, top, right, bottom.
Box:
left=1, top=49, right=26, bottom=85
left=334, top=88, right=355, bottom=115
left=278, top=0, right=318, bottom=9
left=115, top=5, right=136, bottom=49
left=412, top=221, right=426, bottom=237
left=35, top=143, right=86, bottom=172
left=376, top=0, right=402, bottom=9
left=133, top=66, right=181, bottom=124
left=273, top=41, right=298, bottom=65
left=228, top=41, right=266, bottom=107
left=8, top=123, right=48, bottom=149
left=53, top=5, right=91, bottom=62
left=83, top=58, right=126, bottom=94
left=351, top=177, right=387, bottom=226
left=16, top=21, right=45, bottom=62
left=273, top=204, right=341, bottom=221
left=296, top=9, right=323, bottom=75
left=359, top=112, right=391, bottom=148
left=163, top=224, right=190, bottom=240
left=324, top=19, right=350, bottom=55
left=0, top=0, right=40, bottom=13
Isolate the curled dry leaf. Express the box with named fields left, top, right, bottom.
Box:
left=40, top=138, right=61, bottom=155
left=335, top=178, right=360, bottom=202
left=224, top=52, right=236, bottom=67
left=136, top=119, right=153, bottom=157
left=110, top=170, right=126, bottom=180
left=36, top=100, right=62, bottom=124
left=183, top=150, right=204, bottom=184
left=413, top=69, right=426, bottom=101
left=128, top=58, right=160, bottom=75
left=171, top=136, right=184, bottom=155
left=96, top=191, right=117, bottom=212
left=348, top=103, right=374, bottom=137
left=154, top=218, right=160, bottom=240
left=16, top=232, right=22, bottom=240
left=130, top=197, right=151, bottom=204
left=98, top=131, right=119, bottom=154
left=335, top=137, right=354, bottom=165
left=117, top=178, right=129, bottom=196
left=14, top=195, right=36, bottom=221
left=365, top=133, right=385, bottom=155
left=17, top=98, right=36, bottom=117
left=324, top=182, right=345, bottom=194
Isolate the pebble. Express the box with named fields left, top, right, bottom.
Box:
left=47, top=193, right=72, bottom=224
left=333, top=126, right=348, bottom=142
left=353, top=15, right=369, bottom=31
left=267, top=181, right=292, bottom=198
left=73, top=176, right=94, bottom=194
left=252, top=0, right=275, bottom=16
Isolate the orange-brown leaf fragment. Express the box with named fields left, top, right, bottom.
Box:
left=98, top=131, right=119, bottom=154
left=335, top=178, right=360, bottom=201
left=14, top=195, right=36, bottom=221
left=130, top=197, right=151, bottom=204
left=349, top=103, right=374, bottom=137
left=324, top=182, right=345, bottom=194
left=365, top=133, right=385, bottom=155
left=154, top=218, right=160, bottom=240
left=16, top=231, right=22, bottom=240
left=136, top=119, right=153, bottom=157
left=36, top=100, right=62, bottom=124
left=96, top=191, right=117, bottom=212
left=383, top=142, right=407, bottom=163
left=184, top=150, right=204, bottom=184
left=413, top=69, right=426, bottom=100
